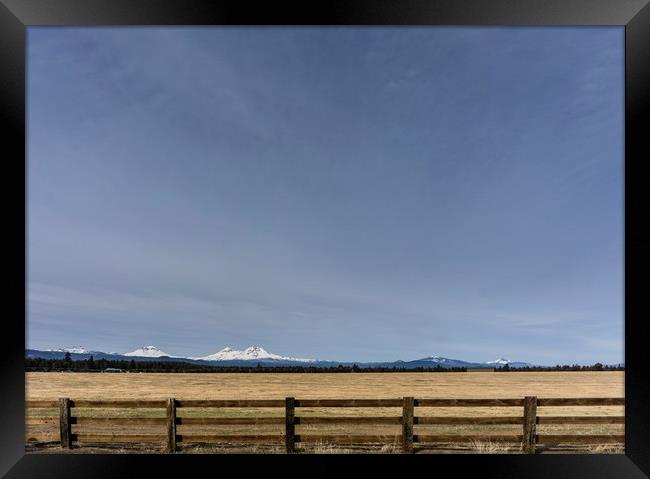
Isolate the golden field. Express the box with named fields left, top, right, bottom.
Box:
left=25, top=371, right=624, bottom=453
left=26, top=371, right=624, bottom=402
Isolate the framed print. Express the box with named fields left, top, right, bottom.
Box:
left=1, top=0, right=649, bottom=477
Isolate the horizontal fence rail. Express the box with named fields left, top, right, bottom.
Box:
left=70, top=400, right=168, bottom=408
left=294, top=399, right=403, bottom=407
left=25, top=396, right=624, bottom=453
left=415, top=398, right=526, bottom=407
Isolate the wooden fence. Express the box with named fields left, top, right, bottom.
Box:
left=26, top=397, right=625, bottom=453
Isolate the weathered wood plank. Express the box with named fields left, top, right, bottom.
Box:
left=71, top=400, right=167, bottom=408
left=295, top=416, right=402, bottom=425
left=26, top=400, right=59, bottom=408
left=415, top=399, right=524, bottom=407
left=536, top=398, right=624, bottom=406
left=522, top=396, right=538, bottom=454
left=166, top=398, right=177, bottom=453
left=285, top=397, right=296, bottom=453
left=415, top=416, right=523, bottom=425
left=59, top=398, right=71, bottom=449
left=415, top=434, right=524, bottom=443
left=177, top=434, right=283, bottom=444
left=402, top=397, right=414, bottom=453
left=536, top=435, right=625, bottom=444
left=26, top=416, right=58, bottom=425
left=71, top=417, right=167, bottom=425
left=72, top=434, right=166, bottom=443
left=296, top=434, right=402, bottom=444
left=175, top=400, right=285, bottom=408
left=26, top=434, right=61, bottom=442
left=177, top=417, right=284, bottom=425
left=537, top=416, right=625, bottom=424
left=294, top=399, right=403, bottom=407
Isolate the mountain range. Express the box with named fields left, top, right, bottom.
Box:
left=28, top=345, right=534, bottom=368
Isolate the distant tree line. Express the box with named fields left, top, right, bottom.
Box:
left=24, top=355, right=623, bottom=373
left=25, top=356, right=467, bottom=373
left=494, top=363, right=624, bottom=372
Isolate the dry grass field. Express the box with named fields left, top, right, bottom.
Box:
left=25, top=371, right=624, bottom=454
left=26, top=370, right=624, bottom=400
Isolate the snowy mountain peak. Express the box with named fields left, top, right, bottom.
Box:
left=124, top=346, right=171, bottom=357
left=423, top=355, right=449, bottom=363
left=487, top=358, right=511, bottom=365
left=243, top=346, right=272, bottom=357
left=192, top=345, right=315, bottom=363
left=47, top=346, right=93, bottom=354
left=485, top=358, right=532, bottom=368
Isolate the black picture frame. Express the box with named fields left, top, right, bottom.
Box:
left=2, top=0, right=648, bottom=477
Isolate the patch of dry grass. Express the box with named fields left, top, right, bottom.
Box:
left=468, top=440, right=514, bottom=454
left=588, top=444, right=624, bottom=454
left=303, top=442, right=355, bottom=454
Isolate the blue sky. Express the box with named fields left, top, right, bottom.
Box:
left=27, top=27, right=623, bottom=365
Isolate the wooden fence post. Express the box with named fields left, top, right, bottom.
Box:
left=166, top=398, right=177, bottom=453
left=59, top=397, right=72, bottom=449
left=285, top=397, right=296, bottom=453
left=522, top=396, right=538, bottom=454
left=402, top=396, right=414, bottom=453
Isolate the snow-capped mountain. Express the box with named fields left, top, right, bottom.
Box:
left=46, top=346, right=95, bottom=354
left=192, top=346, right=315, bottom=363
left=423, top=355, right=456, bottom=364
left=27, top=345, right=542, bottom=368
left=407, top=355, right=532, bottom=369
left=124, top=346, right=172, bottom=357
left=487, top=358, right=511, bottom=365
left=486, top=358, right=531, bottom=367
left=414, top=355, right=483, bottom=368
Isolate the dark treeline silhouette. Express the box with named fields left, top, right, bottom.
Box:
left=494, top=362, right=623, bottom=372
left=25, top=357, right=623, bottom=373
left=25, top=357, right=466, bottom=373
